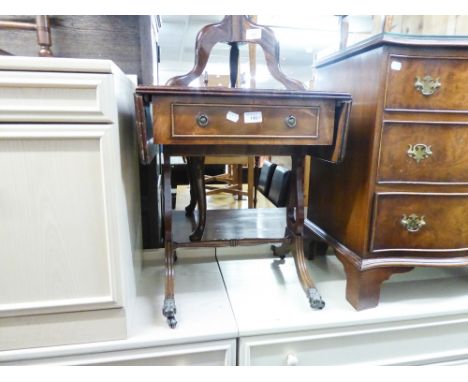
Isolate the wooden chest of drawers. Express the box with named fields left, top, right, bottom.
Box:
left=306, top=34, right=468, bottom=310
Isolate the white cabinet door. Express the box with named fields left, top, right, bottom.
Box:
left=0, top=124, right=123, bottom=318
left=0, top=71, right=115, bottom=123
left=1, top=340, right=237, bottom=366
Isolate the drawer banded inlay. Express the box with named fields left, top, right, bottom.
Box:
left=171, top=103, right=321, bottom=139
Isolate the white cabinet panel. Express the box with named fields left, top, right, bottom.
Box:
left=0, top=71, right=114, bottom=123
left=0, top=128, right=121, bottom=317
left=2, top=339, right=236, bottom=366
left=6, top=340, right=237, bottom=366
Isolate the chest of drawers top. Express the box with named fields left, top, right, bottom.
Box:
left=317, top=33, right=468, bottom=114
left=317, top=33, right=468, bottom=66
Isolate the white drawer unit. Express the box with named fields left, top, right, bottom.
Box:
left=1, top=340, right=236, bottom=366
left=217, top=246, right=468, bottom=366
left=239, top=316, right=468, bottom=366
left=0, top=258, right=238, bottom=365
left=0, top=71, right=114, bottom=123
left=0, top=56, right=142, bottom=350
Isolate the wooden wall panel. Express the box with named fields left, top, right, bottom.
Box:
left=389, top=16, right=468, bottom=35
left=0, top=16, right=156, bottom=83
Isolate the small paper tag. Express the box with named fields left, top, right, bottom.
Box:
left=226, top=111, right=239, bottom=123
left=246, top=28, right=262, bottom=40
left=391, top=60, right=402, bottom=71
left=244, top=111, right=263, bottom=124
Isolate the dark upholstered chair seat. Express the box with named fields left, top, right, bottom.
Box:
left=257, top=160, right=277, bottom=197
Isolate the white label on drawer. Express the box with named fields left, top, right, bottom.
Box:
left=226, top=111, right=239, bottom=123
left=246, top=28, right=262, bottom=40
left=244, top=111, right=263, bottom=124
left=391, top=60, right=402, bottom=71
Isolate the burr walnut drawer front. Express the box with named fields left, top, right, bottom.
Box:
left=168, top=102, right=334, bottom=144
left=370, top=193, right=468, bottom=254
left=378, top=122, right=468, bottom=184
left=385, top=55, right=468, bottom=112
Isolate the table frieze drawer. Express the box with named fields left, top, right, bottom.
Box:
left=385, top=55, right=468, bottom=112
left=170, top=103, right=333, bottom=143
left=370, top=193, right=468, bottom=254
left=378, top=122, right=468, bottom=184
left=0, top=71, right=114, bottom=123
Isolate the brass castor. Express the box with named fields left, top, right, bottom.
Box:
left=162, top=298, right=178, bottom=329
left=308, top=288, right=325, bottom=310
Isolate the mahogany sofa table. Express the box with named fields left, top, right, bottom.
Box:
left=136, top=85, right=351, bottom=328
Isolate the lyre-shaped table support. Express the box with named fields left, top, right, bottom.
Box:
left=166, top=16, right=305, bottom=90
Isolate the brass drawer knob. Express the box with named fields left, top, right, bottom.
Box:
left=196, top=113, right=209, bottom=127
left=285, top=115, right=297, bottom=128
left=407, top=143, right=432, bottom=163
left=414, top=76, right=441, bottom=96
left=401, top=214, right=426, bottom=233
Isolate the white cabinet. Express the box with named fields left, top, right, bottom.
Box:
left=217, top=246, right=468, bottom=366
left=0, top=57, right=142, bottom=350
left=5, top=243, right=468, bottom=364
left=2, top=340, right=236, bottom=366
left=238, top=318, right=468, bottom=366
left=0, top=71, right=115, bottom=123
left=0, top=255, right=238, bottom=365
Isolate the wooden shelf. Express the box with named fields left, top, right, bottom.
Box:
left=172, top=208, right=290, bottom=247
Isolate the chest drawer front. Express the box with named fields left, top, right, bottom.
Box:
left=0, top=71, right=114, bottom=123
left=378, top=122, right=468, bottom=184
left=385, top=55, right=468, bottom=112
left=370, top=193, right=468, bottom=253
left=170, top=103, right=331, bottom=144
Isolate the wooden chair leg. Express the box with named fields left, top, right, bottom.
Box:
left=185, top=157, right=198, bottom=216
left=247, top=156, right=254, bottom=208
left=253, top=156, right=259, bottom=208
left=304, top=238, right=329, bottom=260
left=235, top=164, right=243, bottom=200
left=188, top=156, right=206, bottom=242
